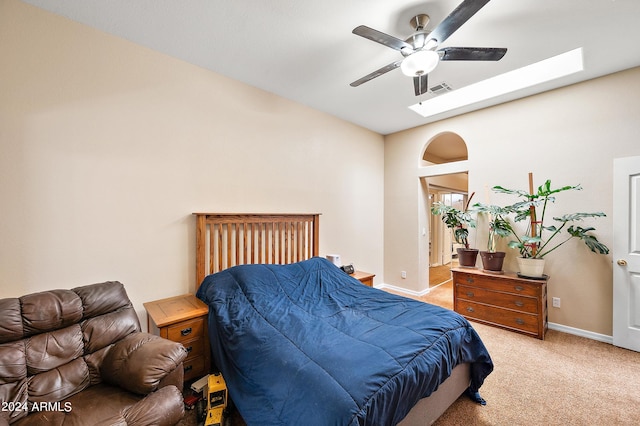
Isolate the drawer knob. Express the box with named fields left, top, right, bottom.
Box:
left=184, top=365, right=193, bottom=373
left=466, top=306, right=475, bottom=313
left=514, top=285, right=525, bottom=292
left=515, top=318, right=525, bottom=325
left=514, top=300, right=524, bottom=307
left=185, top=346, right=193, bottom=353
left=466, top=277, right=474, bottom=284
left=181, top=327, right=193, bottom=336
left=466, top=291, right=474, bottom=298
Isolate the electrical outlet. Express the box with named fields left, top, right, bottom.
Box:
left=401, top=271, right=407, bottom=279
left=552, top=297, right=561, bottom=308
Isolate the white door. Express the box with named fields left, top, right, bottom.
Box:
left=613, top=156, right=640, bottom=352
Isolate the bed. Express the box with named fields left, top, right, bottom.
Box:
left=193, top=213, right=493, bottom=425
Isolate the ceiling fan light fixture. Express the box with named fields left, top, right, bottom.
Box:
left=401, top=50, right=439, bottom=77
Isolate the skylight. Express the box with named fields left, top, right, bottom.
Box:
left=409, top=48, right=584, bottom=118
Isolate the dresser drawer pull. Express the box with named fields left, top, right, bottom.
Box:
left=185, top=346, right=193, bottom=353
left=466, top=277, right=474, bottom=284
left=466, top=307, right=475, bottom=313
left=514, top=285, right=525, bottom=292
left=466, top=291, right=475, bottom=298
left=181, top=327, right=193, bottom=336
left=515, top=318, right=525, bottom=325
left=184, top=365, right=193, bottom=373
left=514, top=300, right=524, bottom=307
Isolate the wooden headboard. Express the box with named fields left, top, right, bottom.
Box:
left=193, top=213, right=320, bottom=288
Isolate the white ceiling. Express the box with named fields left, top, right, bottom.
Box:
left=21, top=0, right=640, bottom=135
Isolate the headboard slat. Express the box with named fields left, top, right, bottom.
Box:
left=193, top=213, right=320, bottom=289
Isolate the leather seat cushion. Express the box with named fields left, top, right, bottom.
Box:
left=10, top=383, right=183, bottom=426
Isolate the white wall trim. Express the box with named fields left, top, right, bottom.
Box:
left=417, top=160, right=469, bottom=178
left=548, top=322, right=613, bottom=345
left=375, top=283, right=431, bottom=298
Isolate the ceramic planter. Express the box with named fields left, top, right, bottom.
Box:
left=456, top=248, right=479, bottom=268
left=480, top=251, right=506, bottom=273
left=517, top=257, right=546, bottom=278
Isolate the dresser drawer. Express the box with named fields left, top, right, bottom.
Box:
left=168, top=317, right=205, bottom=342
left=457, top=299, right=540, bottom=335
left=456, top=284, right=539, bottom=314
left=454, top=272, right=540, bottom=297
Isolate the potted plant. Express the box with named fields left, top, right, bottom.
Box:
left=493, top=176, right=610, bottom=277
left=431, top=192, right=478, bottom=267
left=472, top=203, right=513, bottom=273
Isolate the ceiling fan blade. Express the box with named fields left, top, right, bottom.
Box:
left=428, top=0, right=491, bottom=45
left=413, top=74, right=429, bottom=96
left=350, top=60, right=403, bottom=87
left=439, top=47, right=507, bottom=61
left=352, top=25, right=413, bottom=52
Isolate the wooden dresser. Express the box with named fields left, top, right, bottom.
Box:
left=452, top=267, right=548, bottom=340
left=144, top=294, right=211, bottom=382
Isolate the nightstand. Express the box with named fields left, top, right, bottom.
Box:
left=351, top=271, right=375, bottom=287
left=143, top=294, right=211, bottom=382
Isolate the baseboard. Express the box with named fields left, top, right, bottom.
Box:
left=548, top=322, right=613, bottom=344
left=374, top=283, right=431, bottom=297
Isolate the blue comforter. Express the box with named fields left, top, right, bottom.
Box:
left=196, top=257, right=492, bottom=426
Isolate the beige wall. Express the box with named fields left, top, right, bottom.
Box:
left=385, top=66, right=640, bottom=336
left=0, top=1, right=384, bottom=328
left=4, top=0, right=640, bottom=339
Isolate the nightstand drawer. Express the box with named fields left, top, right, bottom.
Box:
left=456, top=284, right=538, bottom=314
left=168, top=317, right=204, bottom=342
left=458, top=299, right=539, bottom=335
left=182, top=338, right=205, bottom=360
left=182, top=355, right=206, bottom=382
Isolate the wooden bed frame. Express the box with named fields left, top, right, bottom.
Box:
left=193, top=212, right=469, bottom=425
left=194, top=213, right=320, bottom=289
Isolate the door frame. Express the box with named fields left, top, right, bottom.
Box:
left=418, top=161, right=469, bottom=291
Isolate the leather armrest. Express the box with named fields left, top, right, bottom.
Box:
left=101, top=332, right=187, bottom=395
left=123, top=385, right=185, bottom=426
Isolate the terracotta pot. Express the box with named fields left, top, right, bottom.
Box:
left=456, top=248, right=479, bottom=268
left=480, top=251, right=506, bottom=272
left=517, top=257, right=546, bottom=278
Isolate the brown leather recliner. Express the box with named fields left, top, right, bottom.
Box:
left=0, top=281, right=188, bottom=425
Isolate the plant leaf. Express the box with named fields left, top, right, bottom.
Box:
left=567, top=225, right=610, bottom=254
left=554, top=212, right=607, bottom=222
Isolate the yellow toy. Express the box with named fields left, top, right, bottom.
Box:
left=204, top=373, right=227, bottom=426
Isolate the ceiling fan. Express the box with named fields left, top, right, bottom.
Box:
left=350, top=0, right=507, bottom=96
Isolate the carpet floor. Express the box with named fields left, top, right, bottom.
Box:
left=179, top=271, right=640, bottom=425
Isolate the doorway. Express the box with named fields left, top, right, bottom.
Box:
left=419, top=131, right=469, bottom=290
left=426, top=178, right=469, bottom=288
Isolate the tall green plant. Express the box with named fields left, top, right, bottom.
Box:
left=472, top=203, right=513, bottom=252
left=431, top=192, right=476, bottom=249
left=493, top=179, right=609, bottom=259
